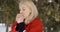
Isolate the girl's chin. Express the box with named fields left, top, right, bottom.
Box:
left=24, top=17, right=27, bottom=19
left=24, top=16, right=29, bottom=19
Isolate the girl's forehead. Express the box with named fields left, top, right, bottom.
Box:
left=19, top=4, right=32, bottom=10
left=20, top=4, right=29, bottom=8
left=20, top=4, right=26, bottom=7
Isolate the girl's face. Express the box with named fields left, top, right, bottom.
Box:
left=19, top=4, right=31, bottom=19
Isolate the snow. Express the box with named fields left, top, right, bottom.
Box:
left=0, top=23, right=11, bottom=32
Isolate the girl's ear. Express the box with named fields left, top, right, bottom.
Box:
left=29, top=10, right=32, bottom=16
left=29, top=12, right=31, bottom=16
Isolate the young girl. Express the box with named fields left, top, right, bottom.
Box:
left=11, top=0, right=43, bottom=32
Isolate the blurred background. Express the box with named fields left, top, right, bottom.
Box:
left=0, top=0, right=60, bottom=32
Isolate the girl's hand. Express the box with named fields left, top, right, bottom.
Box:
left=16, top=14, right=24, bottom=23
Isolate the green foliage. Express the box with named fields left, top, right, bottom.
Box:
left=0, top=0, right=19, bottom=23
left=38, top=0, right=60, bottom=31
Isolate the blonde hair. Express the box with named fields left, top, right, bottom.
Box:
left=19, top=0, right=38, bottom=24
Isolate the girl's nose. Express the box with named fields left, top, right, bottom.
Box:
left=20, top=10, right=23, bottom=14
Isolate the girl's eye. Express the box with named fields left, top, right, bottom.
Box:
left=23, top=9, right=25, bottom=11
left=22, top=8, right=25, bottom=11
